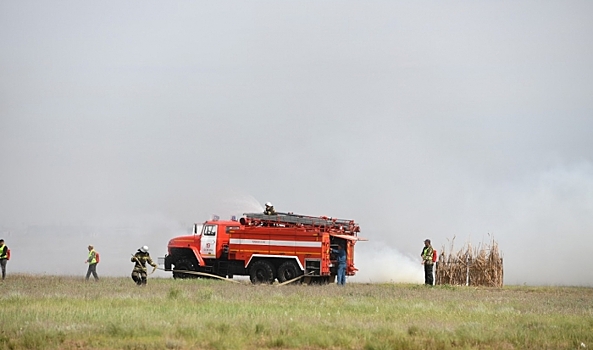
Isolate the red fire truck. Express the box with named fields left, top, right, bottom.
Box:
left=164, top=212, right=365, bottom=284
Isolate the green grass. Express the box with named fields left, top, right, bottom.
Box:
left=0, top=275, right=592, bottom=349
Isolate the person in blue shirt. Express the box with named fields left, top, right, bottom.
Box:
left=331, top=244, right=347, bottom=286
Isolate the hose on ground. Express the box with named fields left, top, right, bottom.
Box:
left=156, top=267, right=241, bottom=284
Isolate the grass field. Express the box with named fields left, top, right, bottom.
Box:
left=0, top=275, right=591, bottom=350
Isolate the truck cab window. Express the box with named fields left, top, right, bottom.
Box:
left=203, top=225, right=217, bottom=236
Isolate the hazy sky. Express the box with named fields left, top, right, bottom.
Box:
left=1, top=1, right=592, bottom=285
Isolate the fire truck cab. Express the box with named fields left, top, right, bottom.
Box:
left=164, top=212, right=365, bottom=284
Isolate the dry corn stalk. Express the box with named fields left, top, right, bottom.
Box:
left=435, top=236, right=503, bottom=287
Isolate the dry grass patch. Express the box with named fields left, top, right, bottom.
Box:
left=0, top=275, right=591, bottom=349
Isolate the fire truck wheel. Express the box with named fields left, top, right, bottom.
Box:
left=173, top=259, right=198, bottom=279
left=277, top=261, right=302, bottom=284
left=249, top=260, right=274, bottom=284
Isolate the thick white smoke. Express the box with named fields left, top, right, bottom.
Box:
left=349, top=240, right=424, bottom=284
left=2, top=193, right=269, bottom=279
left=4, top=212, right=189, bottom=278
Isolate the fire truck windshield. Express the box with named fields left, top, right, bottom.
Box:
left=193, top=224, right=203, bottom=235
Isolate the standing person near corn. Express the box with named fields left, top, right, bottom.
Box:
left=421, top=239, right=434, bottom=285
left=131, top=246, right=157, bottom=286
left=84, top=244, right=99, bottom=281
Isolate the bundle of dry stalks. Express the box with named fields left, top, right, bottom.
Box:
left=435, top=237, right=503, bottom=287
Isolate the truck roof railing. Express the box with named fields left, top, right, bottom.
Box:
left=240, top=212, right=360, bottom=235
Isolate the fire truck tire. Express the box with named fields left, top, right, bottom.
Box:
left=249, top=260, right=274, bottom=284
left=277, top=261, right=302, bottom=284
left=173, top=259, right=198, bottom=279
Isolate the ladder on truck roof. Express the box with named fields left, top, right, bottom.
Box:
left=240, top=212, right=360, bottom=235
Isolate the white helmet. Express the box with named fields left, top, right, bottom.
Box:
left=140, top=245, right=149, bottom=253
left=265, top=202, right=272, bottom=207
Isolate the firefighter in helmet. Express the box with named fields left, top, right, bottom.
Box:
left=131, top=246, right=157, bottom=286
left=264, top=202, right=277, bottom=215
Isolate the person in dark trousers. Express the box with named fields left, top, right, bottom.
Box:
left=421, top=239, right=434, bottom=285
left=264, top=202, right=277, bottom=215
left=0, top=239, right=9, bottom=280
left=331, top=244, right=347, bottom=286
left=84, top=244, right=99, bottom=281
left=131, top=246, right=157, bottom=286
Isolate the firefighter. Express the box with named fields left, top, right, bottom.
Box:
left=0, top=239, right=9, bottom=280
left=421, top=239, right=434, bottom=285
left=264, top=202, right=277, bottom=215
left=331, top=244, right=347, bottom=286
left=131, top=246, right=157, bottom=286
left=84, top=244, right=99, bottom=281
